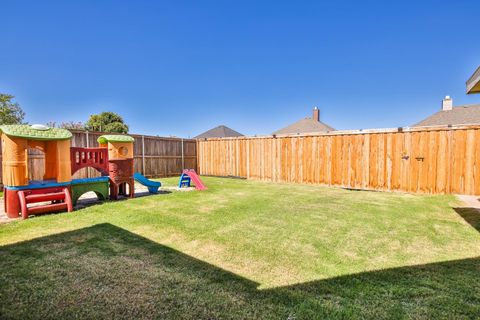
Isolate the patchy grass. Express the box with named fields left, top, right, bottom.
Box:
left=0, top=177, right=479, bottom=319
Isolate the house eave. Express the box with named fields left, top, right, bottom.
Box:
left=467, top=66, right=480, bottom=94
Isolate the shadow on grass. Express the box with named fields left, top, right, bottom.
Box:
left=74, top=191, right=172, bottom=210
left=453, top=207, right=480, bottom=232
left=133, top=190, right=172, bottom=198
left=0, top=224, right=479, bottom=319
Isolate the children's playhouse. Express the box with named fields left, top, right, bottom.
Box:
left=1, top=125, right=205, bottom=219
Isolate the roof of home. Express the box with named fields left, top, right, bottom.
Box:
left=0, top=125, right=72, bottom=140
left=97, top=134, right=134, bottom=144
left=194, top=125, right=244, bottom=139
left=467, top=66, right=480, bottom=94
left=412, top=104, right=480, bottom=127
left=273, top=117, right=335, bottom=136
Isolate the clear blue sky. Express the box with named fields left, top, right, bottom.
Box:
left=1, top=0, right=479, bottom=137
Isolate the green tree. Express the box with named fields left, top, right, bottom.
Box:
left=86, top=111, right=129, bottom=133
left=0, top=94, right=25, bottom=125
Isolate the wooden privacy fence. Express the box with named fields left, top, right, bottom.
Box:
left=198, top=125, right=480, bottom=195
left=0, top=130, right=197, bottom=182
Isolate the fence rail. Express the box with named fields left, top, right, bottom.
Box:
left=198, top=125, right=480, bottom=195
left=0, top=130, right=197, bottom=183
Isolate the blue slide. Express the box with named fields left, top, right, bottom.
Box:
left=134, top=173, right=161, bottom=194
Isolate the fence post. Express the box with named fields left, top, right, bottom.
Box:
left=181, top=138, right=185, bottom=170
left=447, top=128, right=453, bottom=194
left=246, top=139, right=250, bottom=179
left=85, top=131, right=90, bottom=178
left=141, top=135, right=145, bottom=175
left=196, top=139, right=199, bottom=173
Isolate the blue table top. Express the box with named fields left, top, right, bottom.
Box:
left=71, top=176, right=110, bottom=185
left=5, top=180, right=71, bottom=190
left=5, top=176, right=110, bottom=190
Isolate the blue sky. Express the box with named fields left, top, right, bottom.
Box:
left=1, top=0, right=479, bottom=137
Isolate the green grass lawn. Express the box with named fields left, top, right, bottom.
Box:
left=0, top=177, right=479, bottom=319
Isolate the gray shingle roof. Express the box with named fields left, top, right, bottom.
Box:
left=412, top=104, right=480, bottom=127
left=273, top=117, right=335, bottom=136
left=194, top=125, right=244, bottom=139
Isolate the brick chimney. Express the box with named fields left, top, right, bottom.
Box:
left=313, top=106, right=320, bottom=121
left=441, top=96, right=453, bottom=111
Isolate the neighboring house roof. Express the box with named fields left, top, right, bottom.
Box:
left=194, top=125, right=244, bottom=139
left=0, top=125, right=72, bottom=140
left=273, top=107, right=335, bottom=135
left=273, top=118, right=335, bottom=135
left=412, top=104, right=480, bottom=127
left=467, top=66, right=480, bottom=94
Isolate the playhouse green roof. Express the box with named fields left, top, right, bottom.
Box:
left=97, top=135, right=134, bottom=144
left=0, top=125, right=72, bottom=141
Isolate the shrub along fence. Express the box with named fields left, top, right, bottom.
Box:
left=0, top=130, right=197, bottom=183
left=197, top=125, right=480, bottom=195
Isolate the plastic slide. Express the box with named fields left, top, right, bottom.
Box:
left=134, top=173, right=162, bottom=193
left=180, top=169, right=207, bottom=190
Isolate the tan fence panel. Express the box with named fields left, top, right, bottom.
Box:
left=197, top=125, right=480, bottom=195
